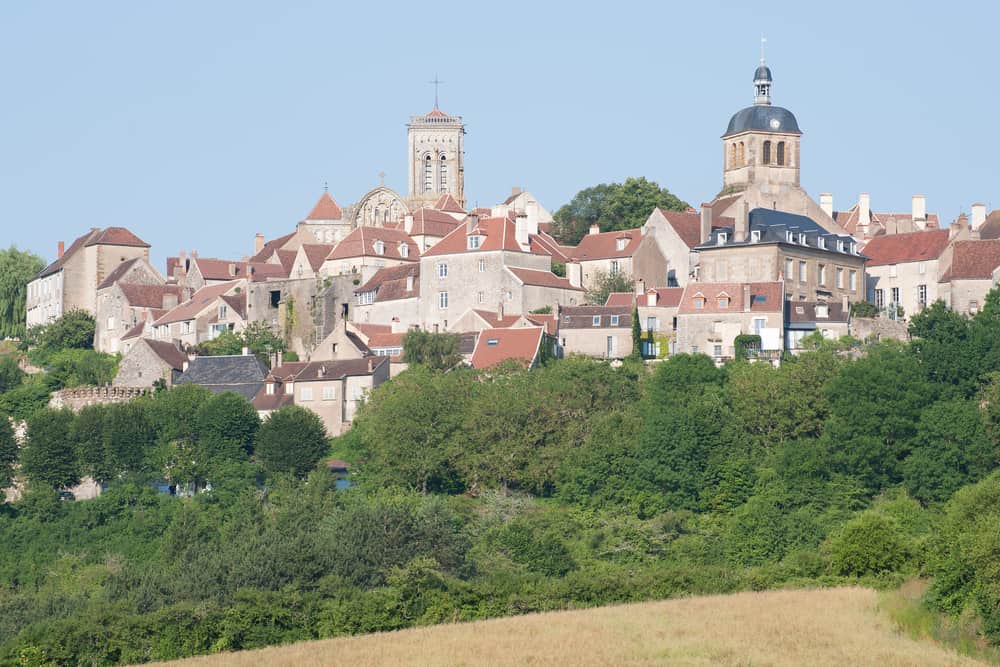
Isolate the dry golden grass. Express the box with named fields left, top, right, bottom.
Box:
left=151, top=587, right=986, bottom=667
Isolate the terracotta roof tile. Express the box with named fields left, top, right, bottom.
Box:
left=507, top=266, right=583, bottom=291
left=559, top=305, right=632, bottom=329
left=656, top=209, right=734, bottom=249
left=423, top=216, right=523, bottom=256
left=302, top=244, right=336, bottom=272
left=472, top=309, right=523, bottom=328
left=571, top=228, right=643, bottom=261
left=85, top=227, right=150, bottom=248
left=356, top=263, right=420, bottom=302
left=119, top=283, right=184, bottom=309
left=524, top=313, right=558, bottom=336
left=250, top=232, right=296, bottom=263
left=677, top=281, right=784, bottom=315
left=787, top=301, right=849, bottom=323
left=528, top=232, right=571, bottom=262
left=649, top=287, right=684, bottom=308
left=327, top=226, right=418, bottom=262
left=604, top=292, right=636, bottom=307
left=470, top=326, right=544, bottom=369
left=433, top=193, right=466, bottom=213
left=978, top=211, right=1000, bottom=240
left=121, top=321, right=147, bottom=341
left=38, top=228, right=102, bottom=278
left=154, top=281, right=241, bottom=326
left=406, top=208, right=462, bottom=237
left=143, top=339, right=189, bottom=371
left=306, top=192, right=343, bottom=220
left=862, top=229, right=950, bottom=266
left=367, top=331, right=405, bottom=349
left=941, top=240, right=1000, bottom=281
left=252, top=390, right=295, bottom=412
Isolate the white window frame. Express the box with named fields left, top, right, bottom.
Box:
left=478, top=258, right=486, bottom=272
left=300, top=387, right=313, bottom=402
left=438, top=291, right=449, bottom=309
left=750, top=230, right=761, bottom=243
left=437, top=262, right=448, bottom=278
left=592, top=315, right=601, bottom=326
left=468, top=236, right=481, bottom=250
left=322, top=386, right=336, bottom=401
left=610, top=314, right=620, bottom=326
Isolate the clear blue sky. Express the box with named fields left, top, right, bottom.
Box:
left=1, top=1, right=996, bottom=268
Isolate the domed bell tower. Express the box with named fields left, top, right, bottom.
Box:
left=721, top=59, right=802, bottom=194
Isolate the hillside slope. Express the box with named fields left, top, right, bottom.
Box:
left=151, top=587, right=986, bottom=667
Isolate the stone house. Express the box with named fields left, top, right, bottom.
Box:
left=607, top=288, right=684, bottom=356
left=449, top=308, right=535, bottom=333
left=94, top=257, right=185, bottom=353
left=114, top=339, right=189, bottom=388
left=296, top=191, right=353, bottom=245
left=288, top=243, right=337, bottom=281
left=320, top=226, right=419, bottom=284
left=27, top=227, right=150, bottom=327
left=166, top=253, right=287, bottom=291
left=310, top=320, right=374, bottom=362
left=558, top=305, right=634, bottom=359
left=353, top=264, right=420, bottom=329
left=675, top=281, right=785, bottom=363
left=695, top=206, right=866, bottom=305
left=831, top=193, right=941, bottom=240
left=397, top=207, right=462, bottom=252
left=470, top=326, right=549, bottom=369
left=938, top=239, right=1000, bottom=316
left=152, top=281, right=246, bottom=348
left=785, top=301, right=850, bottom=351
left=252, top=357, right=390, bottom=435
left=174, top=352, right=269, bottom=400
left=567, top=225, right=667, bottom=291
left=419, top=214, right=583, bottom=332
left=862, top=229, right=951, bottom=319
left=641, top=208, right=733, bottom=287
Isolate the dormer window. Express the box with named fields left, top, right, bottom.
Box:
left=816, top=304, right=829, bottom=319
left=616, top=238, right=627, bottom=251
left=610, top=315, right=620, bottom=326
left=837, top=240, right=845, bottom=253
left=818, top=237, right=826, bottom=250
left=374, top=240, right=385, bottom=256
left=694, top=297, right=705, bottom=309
left=786, top=231, right=794, bottom=242
left=399, top=243, right=409, bottom=258
left=468, top=235, right=481, bottom=250
left=284, top=382, right=293, bottom=395
left=716, top=232, right=728, bottom=246
left=750, top=230, right=761, bottom=243
left=592, top=315, right=601, bottom=326
left=798, top=233, right=807, bottom=245
left=718, top=295, right=730, bottom=309
left=266, top=383, right=275, bottom=395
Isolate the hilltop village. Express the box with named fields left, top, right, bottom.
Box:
left=24, top=60, right=1000, bottom=440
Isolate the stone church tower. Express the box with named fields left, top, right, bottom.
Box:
left=407, top=107, right=465, bottom=208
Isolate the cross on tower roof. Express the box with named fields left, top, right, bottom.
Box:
left=760, top=35, right=767, bottom=64
left=429, top=74, right=444, bottom=109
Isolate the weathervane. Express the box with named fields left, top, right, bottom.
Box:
left=429, top=74, right=444, bottom=109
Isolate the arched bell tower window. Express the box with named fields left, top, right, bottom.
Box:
left=729, top=143, right=737, bottom=168
left=439, top=154, right=447, bottom=191
left=423, top=154, right=433, bottom=193
left=762, top=140, right=772, bottom=165
left=738, top=141, right=745, bottom=165
left=776, top=141, right=785, bottom=166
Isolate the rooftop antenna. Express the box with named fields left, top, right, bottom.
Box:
left=429, top=74, right=444, bottom=109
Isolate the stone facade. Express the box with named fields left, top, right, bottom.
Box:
left=114, top=339, right=187, bottom=388
left=407, top=108, right=465, bottom=208
left=48, top=386, right=149, bottom=411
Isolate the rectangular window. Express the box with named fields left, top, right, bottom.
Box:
left=785, top=258, right=794, bottom=280
left=610, top=260, right=620, bottom=275
left=592, top=315, right=601, bottom=326
left=300, top=387, right=313, bottom=402
left=107, top=316, right=116, bottom=331
left=359, top=291, right=374, bottom=305
left=874, top=289, right=885, bottom=310
left=718, top=296, right=729, bottom=308
left=716, top=232, right=727, bottom=246
left=322, top=386, right=336, bottom=401
left=752, top=317, right=766, bottom=334
left=818, top=237, right=826, bottom=250
left=468, top=236, right=480, bottom=250
left=606, top=336, right=615, bottom=357
left=713, top=344, right=723, bottom=358
left=437, top=262, right=448, bottom=278
left=836, top=267, right=844, bottom=288
left=918, top=261, right=926, bottom=275
left=849, top=270, right=857, bottom=291
left=750, top=230, right=761, bottom=243
left=285, top=383, right=293, bottom=395
left=917, top=284, right=927, bottom=306
left=478, top=258, right=485, bottom=272
left=798, top=261, right=807, bottom=282
left=477, top=291, right=484, bottom=304
left=438, top=291, right=448, bottom=309
left=610, top=314, right=620, bottom=326
left=889, top=264, right=898, bottom=278
left=266, top=383, right=275, bottom=395
left=646, top=316, right=658, bottom=331
left=891, top=287, right=900, bottom=305
left=818, top=264, right=826, bottom=285
left=694, top=297, right=705, bottom=309
left=970, top=300, right=980, bottom=314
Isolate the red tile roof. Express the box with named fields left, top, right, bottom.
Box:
left=507, top=266, right=584, bottom=291
left=119, top=283, right=184, bottom=309
left=352, top=323, right=392, bottom=338
left=306, top=192, right=343, bottom=220
left=302, top=244, right=336, bottom=272
left=524, top=313, right=558, bottom=336
left=677, top=281, right=784, bottom=315
left=648, top=287, right=684, bottom=308
left=571, top=228, right=643, bottom=261
left=472, top=309, right=523, bottom=328
left=250, top=232, right=296, bottom=263
left=423, top=216, right=523, bottom=256
left=433, top=193, right=466, bottom=213
left=85, top=227, right=150, bottom=248
left=656, top=209, right=734, bottom=249
left=940, top=240, right=1000, bottom=281
left=862, top=229, right=950, bottom=266
left=367, top=331, right=405, bottom=350
left=834, top=206, right=941, bottom=236
left=143, top=339, right=189, bottom=371
left=406, top=207, right=462, bottom=238
left=426, top=108, right=449, bottom=118
left=266, top=357, right=387, bottom=382
left=154, top=281, right=241, bottom=325
left=604, top=292, right=635, bottom=307
left=559, top=305, right=633, bottom=329
left=121, top=321, right=147, bottom=341
left=356, top=263, right=420, bottom=302
left=470, top=326, right=544, bottom=369
left=326, top=226, right=418, bottom=262
left=528, top=231, right=572, bottom=262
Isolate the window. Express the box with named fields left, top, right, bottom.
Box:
left=970, top=300, right=980, bottom=314
left=592, top=315, right=601, bottom=326
left=777, top=141, right=785, bottom=166
left=437, top=262, right=448, bottom=278
left=486, top=338, right=499, bottom=346
left=218, top=304, right=227, bottom=319
left=917, top=284, right=927, bottom=306
left=836, top=240, right=845, bottom=253
left=763, top=140, right=772, bottom=164
left=107, top=316, right=116, bottom=331
left=266, top=383, right=274, bottom=395
left=818, top=264, right=826, bottom=285
left=270, top=290, right=281, bottom=308
left=785, top=258, right=794, bottom=280
left=874, top=289, right=885, bottom=310
left=752, top=317, right=766, bottom=334
left=439, top=155, right=447, bottom=191
left=424, top=154, right=433, bottom=192
left=738, top=141, right=745, bottom=165
left=616, top=238, right=627, bottom=251
left=694, top=297, right=705, bottom=309
left=786, top=231, right=794, bottom=242
left=891, top=287, right=900, bottom=305
left=300, top=387, right=313, bottom=402
left=610, top=315, right=620, bottom=326
left=889, top=264, right=897, bottom=278
left=606, top=336, right=616, bottom=357
left=478, top=258, right=485, bottom=272
left=718, top=296, right=730, bottom=308
left=477, top=291, right=484, bottom=304
left=818, top=237, right=826, bottom=250
left=716, top=232, right=728, bottom=245
left=729, top=143, right=737, bottom=168
left=646, top=316, right=658, bottom=331
left=374, top=240, right=385, bottom=255
left=713, top=344, right=723, bottom=358
left=610, top=260, right=620, bottom=275
left=399, top=243, right=409, bottom=258
left=836, top=267, right=844, bottom=288
left=918, top=261, right=926, bottom=275
left=799, top=233, right=807, bottom=245
left=468, top=235, right=481, bottom=250
left=798, top=261, right=807, bottom=282
left=359, top=291, right=374, bottom=305
left=750, top=230, right=761, bottom=243
left=323, top=386, right=336, bottom=401
left=341, top=262, right=350, bottom=274
left=285, top=382, right=293, bottom=395
left=506, top=290, right=512, bottom=301
left=692, top=345, right=699, bottom=354
left=849, top=270, right=857, bottom=291
left=438, top=291, right=449, bottom=309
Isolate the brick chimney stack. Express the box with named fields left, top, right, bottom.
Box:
left=57, top=241, right=64, bottom=258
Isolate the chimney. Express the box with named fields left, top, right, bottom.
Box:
left=497, top=303, right=505, bottom=320
left=743, top=284, right=751, bottom=313
left=635, top=278, right=645, bottom=296
left=406, top=274, right=414, bottom=291
left=589, top=223, right=601, bottom=236
left=734, top=201, right=749, bottom=243
left=525, top=200, right=539, bottom=236
left=228, top=263, right=237, bottom=277
left=466, top=213, right=479, bottom=234
left=819, top=193, right=833, bottom=218
left=700, top=204, right=713, bottom=245
left=511, top=186, right=522, bottom=198
left=567, top=262, right=582, bottom=288
left=254, top=233, right=265, bottom=255
left=242, top=346, right=249, bottom=356
left=404, top=214, right=414, bottom=234
left=191, top=250, right=198, bottom=258
left=57, top=241, right=65, bottom=258
left=515, top=212, right=530, bottom=247
left=912, top=194, right=926, bottom=223
left=858, top=194, right=871, bottom=233
left=972, top=203, right=987, bottom=230
left=647, top=290, right=657, bottom=307
left=277, top=351, right=284, bottom=366
left=162, top=293, right=179, bottom=310
left=368, top=357, right=375, bottom=373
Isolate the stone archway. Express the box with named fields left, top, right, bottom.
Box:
left=354, top=186, right=409, bottom=228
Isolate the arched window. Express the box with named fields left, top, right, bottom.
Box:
left=729, top=143, right=737, bottom=168
left=762, top=141, right=772, bottom=165
left=439, top=154, right=447, bottom=191
left=776, top=141, right=785, bottom=166
left=738, top=142, right=745, bottom=165
left=423, top=154, right=433, bottom=192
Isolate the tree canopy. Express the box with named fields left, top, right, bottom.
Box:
left=255, top=405, right=330, bottom=477
left=0, top=246, right=44, bottom=339
left=552, top=177, right=689, bottom=245
left=401, top=330, right=462, bottom=371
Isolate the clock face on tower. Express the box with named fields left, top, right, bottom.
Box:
left=769, top=118, right=781, bottom=130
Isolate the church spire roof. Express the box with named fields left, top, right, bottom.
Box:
left=306, top=191, right=343, bottom=221
left=754, top=38, right=773, bottom=105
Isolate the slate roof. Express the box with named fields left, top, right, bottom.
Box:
left=786, top=301, right=849, bottom=326
left=861, top=230, right=950, bottom=266
left=940, top=240, right=1000, bottom=281
left=677, top=281, right=785, bottom=315
left=175, top=354, right=269, bottom=400
left=559, top=305, right=633, bottom=329
left=306, top=192, right=343, bottom=220
left=697, top=208, right=859, bottom=256
left=507, top=267, right=583, bottom=291
left=470, top=327, right=544, bottom=369
left=356, top=264, right=420, bottom=302
left=724, top=105, right=801, bottom=136
left=266, top=357, right=387, bottom=382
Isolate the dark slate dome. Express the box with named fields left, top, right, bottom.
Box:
left=754, top=64, right=772, bottom=81
left=724, top=105, right=801, bottom=136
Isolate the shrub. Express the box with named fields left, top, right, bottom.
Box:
left=827, top=511, right=908, bottom=576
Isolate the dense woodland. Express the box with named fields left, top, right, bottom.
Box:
left=3, top=292, right=1000, bottom=664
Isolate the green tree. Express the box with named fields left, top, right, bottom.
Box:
left=103, top=402, right=156, bottom=479
left=255, top=406, right=329, bottom=477
left=0, top=246, right=44, bottom=339
left=552, top=177, right=689, bottom=245
left=585, top=270, right=635, bottom=306
left=32, top=309, right=96, bottom=355
left=195, top=392, right=260, bottom=464
left=72, top=404, right=112, bottom=483
left=0, top=416, right=17, bottom=490
left=827, top=511, right=908, bottom=576
left=401, top=330, right=462, bottom=371
left=21, top=408, right=79, bottom=490
left=631, top=304, right=642, bottom=358
left=0, top=356, right=25, bottom=393
left=44, top=349, right=118, bottom=388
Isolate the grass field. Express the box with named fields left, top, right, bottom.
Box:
left=150, top=586, right=987, bottom=667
